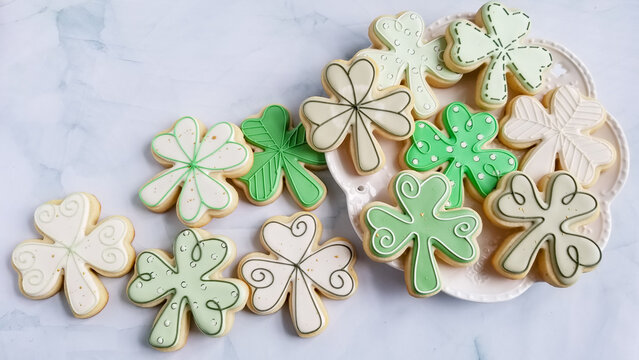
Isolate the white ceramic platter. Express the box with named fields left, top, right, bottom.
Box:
left=325, top=13, right=630, bottom=302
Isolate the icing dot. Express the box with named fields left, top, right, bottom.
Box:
left=412, top=158, right=418, bottom=165
left=387, top=74, right=393, bottom=79
left=231, top=291, right=238, bottom=297
left=156, top=287, right=164, bottom=294
left=455, top=162, right=461, bottom=168
left=417, top=86, right=424, bottom=92
left=210, top=253, right=218, bottom=260
left=509, top=158, right=515, bottom=165
left=404, top=29, right=411, bottom=36
left=180, top=281, right=187, bottom=288
left=221, top=243, right=227, bottom=248
left=417, top=141, right=423, bottom=148
left=460, top=142, right=467, bottom=148
left=381, top=54, right=388, bottom=61
left=478, top=173, right=485, bottom=180
left=421, top=55, right=428, bottom=62
left=436, top=65, right=443, bottom=71
left=467, top=120, right=473, bottom=127
left=415, top=31, right=421, bottom=37
left=170, top=303, right=177, bottom=310
left=490, top=154, right=497, bottom=160
left=190, top=261, right=197, bottom=268
left=166, top=269, right=172, bottom=275
left=146, top=256, right=154, bottom=263
left=383, top=23, right=390, bottom=29
left=410, top=13, right=417, bottom=20
left=408, top=49, right=415, bottom=55
left=395, top=57, right=402, bottom=63
left=201, top=284, right=207, bottom=290
left=419, top=123, right=425, bottom=128
left=434, top=135, right=440, bottom=140
left=379, top=65, right=385, bottom=71
left=394, top=40, right=400, bottom=46
left=446, top=146, right=453, bottom=153
left=424, top=104, right=431, bottom=110
left=213, top=297, right=220, bottom=303
left=431, top=155, right=438, bottom=162
left=150, top=272, right=157, bottom=279
left=211, top=319, right=218, bottom=326
left=136, top=282, right=142, bottom=288
left=452, top=106, right=459, bottom=112
left=411, top=66, right=417, bottom=73
left=434, top=45, right=440, bottom=52
left=192, top=302, right=199, bottom=309
left=473, top=156, right=480, bottom=162
left=179, top=245, right=187, bottom=252
left=445, top=201, right=451, bottom=207
left=157, top=337, right=164, bottom=344
left=452, top=126, right=459, bottom=132
left=164, top=320, right=171, bottom=327
left=449, top=180, right=455, bottom=186
left=485, top=116, right=493, bottom=123
left=477, top=134, right=484, bottom=140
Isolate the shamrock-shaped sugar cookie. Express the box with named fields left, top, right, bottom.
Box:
left=127, top=229, right=247, bottom=351
left=301, top=57, right=414, bottom=175
left=139, top=117, right=252, bottom=227
left=404, top=102, right=517, bottom=208
left=12, top=193, right=135, bottom=318
left=485, top=171, right=601, bottom=287
left=358, top=11, right=461, bottom=118
left=500, top=86, right=616, bottom=186
left=362, top=171, right=481, bottom=297
left=238, top=212, right=357, bottom=337
left=445, top=1, right=553, bottom=109
left=236, top=105, right=327, bottom=210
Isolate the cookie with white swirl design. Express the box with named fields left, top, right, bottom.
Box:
left=11, top=193, right=135, bottom=318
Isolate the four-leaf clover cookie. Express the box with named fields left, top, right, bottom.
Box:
left=301, top=57, right=415, bottom=175
left=500, top=86, right=616, bottom=186
left=238, top=212, right=357, bottom=337
left=236, top=105, right=327, bottom=210
left=127, top=229, right=247, bottom=351
left=357, top=11, right=461, bottom=118
left=11, top=193, right=135, bottom=318
left=405, top=102, right=517, bottom=208
left=361, top=171, right=481, bottom=297
left=139, top=117, right=252, bottom=227
left=485, top=171, right=602, bottom=287
left=445, top=1, right=553, bottom=110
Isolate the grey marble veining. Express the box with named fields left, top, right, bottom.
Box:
left=0, top=0, right=637, bottom=359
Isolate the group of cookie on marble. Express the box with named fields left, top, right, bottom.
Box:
left=9, top=0, right=618, bottom=352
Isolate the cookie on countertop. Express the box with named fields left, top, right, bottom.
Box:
left=11, top=192, right=135, bottom=318
left=238, top=212, right=357, bottom=337
left=139, top=117, right=253, bottom=227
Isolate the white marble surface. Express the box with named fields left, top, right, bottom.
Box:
left=0, top=0, right=637, bottom=358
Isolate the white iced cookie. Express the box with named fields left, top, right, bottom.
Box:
left=500, top=85, right=616, bottom=186
left=238, top=212, right=357, bottom=337
left=358, top=11, right=461, bottom=118
left=485, top=171, right=601, bottom=287
left=11, top=193, right=135, bottom=318
left=139, top=117, right=253, bottom=227
left=300, top=57, right=414, bottom=175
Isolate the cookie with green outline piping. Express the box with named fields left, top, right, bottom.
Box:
left=127, top=228, right=247, bottom=351
left=139, top=117, right=253, bottom=227
left=234, top=105, right=327, bottom=210
left=484, top=171, right=601, bottom=287
left=444, top=1, right=553, bottom=110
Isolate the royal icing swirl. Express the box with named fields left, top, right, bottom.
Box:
left=362, top=171, right=481, bottom=297
left=238, top=213, right=357, bottom=337
left=127, top=229, right=247, bottom=351
left=139, top=117, right=252, bottom=226
left=501, top=86, right=616, bottom=186
left=486, top=171, right=602, bottom=287
left=405, top=102, right=517, bottom=208
left=301, top=57, right=414, bottom=175
left=11, top=193, right=135, bottom=318
left=237, top=105, right=327, bottom=210
left=445, top=1, right=553, bottom=109
left=357, top=11, right=461, bottom=118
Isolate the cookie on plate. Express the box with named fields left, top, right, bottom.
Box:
left=500, top=85, right=616, bottom=187
left=403, top=101, right=517, bottom=208
left=361, top=171, right=481, bottom=297
left=235, top=105, right=327, bottom=210
left=238, top=212, right=357, bottom=337
left=357, top=11, right=461, bottom=118
left=444, top=1, right=553, bottom=110
left=484, top=171, right=602, bottom=287
left=139, top=117, right=253, bottom=227
left=11, top=192, right=135, bottom=318
left=127, top=229, right=247, bottom=351
left=300, top=57, right=414, bottom=175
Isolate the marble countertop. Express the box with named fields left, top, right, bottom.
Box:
left=1, top=0, right=637, bottom=359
